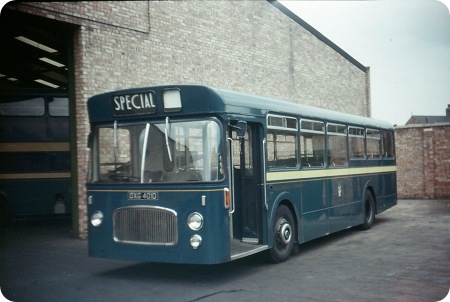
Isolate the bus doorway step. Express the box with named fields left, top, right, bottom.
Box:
left=230, top=239, right=268, bottom=261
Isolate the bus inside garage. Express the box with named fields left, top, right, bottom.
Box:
left=0, top=9, right=77, bottom=230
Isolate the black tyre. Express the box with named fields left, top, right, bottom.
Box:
left=269, top=205, right=296, bottom=263
left=361, top=191, right=375, bottom=230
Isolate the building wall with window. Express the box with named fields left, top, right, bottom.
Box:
left=9, top=1, right=371, bottom=238
left=395, top=124, right=450, bottom=199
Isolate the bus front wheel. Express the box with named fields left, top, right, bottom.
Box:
left=269, top=205, right=296, bottom=263
left=362, top=191, right=375, bottom=230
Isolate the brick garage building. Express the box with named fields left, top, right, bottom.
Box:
left=2, top=1, right=371, bottom=238
left=395, top=106, right=450, bottom=199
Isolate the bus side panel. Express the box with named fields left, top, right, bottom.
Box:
left=0, top=178, right=71, bottom=216
left=377, top=171, right=397, bottom=214
left=1, top=116, right=69, bottom=142
left=301, top=179, right=328, bottom=242
left=328, top=176, right=361, bottom=232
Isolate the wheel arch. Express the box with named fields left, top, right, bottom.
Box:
left=363, top=181, right=378, bottom=214
left=269, top=192, right=300, bottom=245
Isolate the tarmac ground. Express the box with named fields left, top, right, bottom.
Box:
left=0, top=199, right=449, bottom=302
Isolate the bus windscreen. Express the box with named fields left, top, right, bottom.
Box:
left=90, top=119, right=223, bottom=184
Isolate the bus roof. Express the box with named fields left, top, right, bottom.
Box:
left=88, top=85, right=393, bottom=130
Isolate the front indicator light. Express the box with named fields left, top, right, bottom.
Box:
left=91, top=211, right=103, bottom=227
left=224, top=188, right=230, bottom=209
left=187, top=212, right=203, bottom=230
left=190, top=234, right=202, bottom=249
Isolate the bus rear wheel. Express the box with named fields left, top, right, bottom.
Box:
left=269, top=205, right=296, bottom=263
left=362, top=191, right=375, bottom=230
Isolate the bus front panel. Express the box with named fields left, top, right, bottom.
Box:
left=88, top=187, right=231, bottom=264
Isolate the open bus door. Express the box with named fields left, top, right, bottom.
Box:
left=228, top=121, right=267, bottom=260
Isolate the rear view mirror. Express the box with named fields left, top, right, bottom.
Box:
left=235, top=121, right=247, bottom=138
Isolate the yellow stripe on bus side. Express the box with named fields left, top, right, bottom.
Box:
left=0, top=172, right=71, bottom=180
left=0, top=142, right=70, bottom=152
left=266, top=166, right=397, bottom=182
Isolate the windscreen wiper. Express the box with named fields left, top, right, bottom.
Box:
left=140, top=123, right=150, bottom=183
left=165, top=117, right=173, bottom=162
left=113, top=120, right=119, bottom=169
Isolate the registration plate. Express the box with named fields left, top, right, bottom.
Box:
left=128, top=192, right=159, bottom=200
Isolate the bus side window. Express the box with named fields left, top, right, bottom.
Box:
left=366, top=129, right=381, bottom=159
left=349, top=127, right=365, bottom=159
left=382, top=130, right=395, bottom=158
left=267, top=130, right=298, bottom=168
left=0, top=97, right=45, bottom=116
left=49, top=97, right=69, bottom=116
left=300, top=120, right=325, bottom=168
left=266, top=115, right=298, bottom=169
left=327, top=123, right=348, bottom=167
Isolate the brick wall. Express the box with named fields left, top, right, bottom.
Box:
left=12, top=1, right=371, bottom=238
left=395, top=124, right=450, bottom=199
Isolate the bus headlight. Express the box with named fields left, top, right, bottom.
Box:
left=190, top=234, right=202, bottom=249
left=91, top=211, right=103, bottom=227
left=187, top=212, right=203, bottom=231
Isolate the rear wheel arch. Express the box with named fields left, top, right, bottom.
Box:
left=361, top=189, right=376, bottom=230
left=366, top=186, right=377, bottom=214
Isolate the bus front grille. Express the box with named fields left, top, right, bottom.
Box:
left=113, top=206, right=177, bottom=245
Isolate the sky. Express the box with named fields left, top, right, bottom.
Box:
left=1, top=1, right=449, bottom=125
left=280, top=0, right=450, bottom=125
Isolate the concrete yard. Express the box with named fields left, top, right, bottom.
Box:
left=1, top=199, right=449, bottom=302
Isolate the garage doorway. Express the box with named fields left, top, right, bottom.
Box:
left=0, top=8, right=78, bottom=236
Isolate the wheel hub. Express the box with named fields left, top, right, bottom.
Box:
left=278, top=218, right=292, bottom=246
